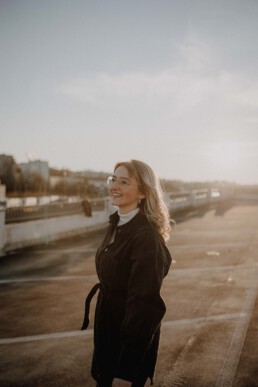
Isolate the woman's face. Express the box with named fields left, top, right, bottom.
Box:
left=108, top=165, right=145, bottom=214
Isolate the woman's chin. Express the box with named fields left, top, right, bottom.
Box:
left=111, top=199, right=121, bottom=207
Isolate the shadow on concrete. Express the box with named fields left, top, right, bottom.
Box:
left=215, top=199, right=235, bottom=216
left=215, top=199, right=258, bottom=216
left=172, top=199, right=258, bottom=224
left=171, top=206, right=212, bottom=224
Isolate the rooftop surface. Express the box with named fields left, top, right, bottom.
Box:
left=0, top=203, right=257, bottom=386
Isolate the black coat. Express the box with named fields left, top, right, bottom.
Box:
left=82, top=210, right=172, bottom=385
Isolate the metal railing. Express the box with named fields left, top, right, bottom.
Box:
left=5, top=189, right=224, bottom=224
left=5, top=189, right=225, bottom=224
left=167, top=189, right=221, bottom=212
left=5, top=187, right=258, bottom=223
left=5, top=197, right=108, bottom=224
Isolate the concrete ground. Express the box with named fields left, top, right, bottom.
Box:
left=0, top=203, right=257, bottom=387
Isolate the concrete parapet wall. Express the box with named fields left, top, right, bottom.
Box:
left=3, top=210, right=109, bottom=253
left=0, top=186, right=237, bottom=255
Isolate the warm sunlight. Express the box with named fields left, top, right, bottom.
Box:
left=209, top=141, right=242, bottom=169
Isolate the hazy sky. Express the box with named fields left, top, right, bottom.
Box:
left=1, top=0, right=258, bottom=184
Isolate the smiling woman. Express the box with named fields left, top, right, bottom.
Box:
left=81, top=159, right=172, bottom=387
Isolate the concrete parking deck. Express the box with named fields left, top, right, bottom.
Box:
left=0, top=203, right=257, bottom=386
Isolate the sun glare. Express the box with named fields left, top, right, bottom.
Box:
left=209, top=142, right=242, bottom=169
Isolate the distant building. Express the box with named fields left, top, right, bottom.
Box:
left=88, top=178, right=107, bottom=190
left=49, top=175, right=83, bottom=187
left=19, top=160, right=49, bottom=181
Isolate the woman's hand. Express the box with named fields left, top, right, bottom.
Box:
left=112, top=378, right=132, bottom=387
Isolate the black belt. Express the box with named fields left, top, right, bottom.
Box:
left=81, top=283, right=101, bottom=330
left=81, top=283, right=127, bottom=330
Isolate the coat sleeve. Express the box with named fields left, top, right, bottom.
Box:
left=115, top=229, right=171, bottom=382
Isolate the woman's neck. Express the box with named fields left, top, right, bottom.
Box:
left=118, top=208, right=139, bottom=225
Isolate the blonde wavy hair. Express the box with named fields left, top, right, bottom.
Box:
left=114, top=160, right=171, bottom=241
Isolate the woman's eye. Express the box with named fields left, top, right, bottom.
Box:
left=121, top=180, right=128, bottom=185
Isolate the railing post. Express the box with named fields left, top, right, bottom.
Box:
left=0, top=183, right=6, bottom=255
left=208, top=187, right=212, bottom=205
left=190, top=191, right=196, bottom=208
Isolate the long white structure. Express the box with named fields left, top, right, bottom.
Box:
left=0, top=185, right=235, bottom=255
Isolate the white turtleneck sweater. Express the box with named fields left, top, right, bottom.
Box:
left=117, top=208, right=140, bottom=226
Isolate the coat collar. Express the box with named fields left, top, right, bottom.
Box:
left=109, top=209, right=149, bottom=231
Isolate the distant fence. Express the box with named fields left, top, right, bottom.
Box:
left=167, top=189, right=221, bottom=213
left=2, top=197, right=112, bottom=254
left=5, top=198, right=107, bottom=224
left=1, top=185, right=252, bottom=255
left=5, top=189, right=225, bottom=224
left=233, top=186, right=258, bottom=202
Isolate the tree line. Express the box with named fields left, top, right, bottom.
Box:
left=0, top=156, right=107, bottom=197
